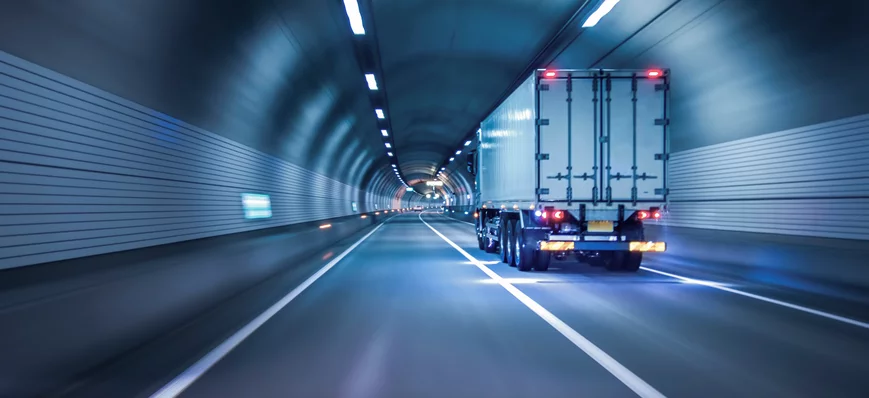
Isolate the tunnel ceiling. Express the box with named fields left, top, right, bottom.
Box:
left=369, top=0, right=586, bottom=182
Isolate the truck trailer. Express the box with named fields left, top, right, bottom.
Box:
left=468, top=68, right=669, bottom=272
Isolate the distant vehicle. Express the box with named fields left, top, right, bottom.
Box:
left=413, top=205, right=424, bottom=212
left=469, top=69, right=669, bottom=272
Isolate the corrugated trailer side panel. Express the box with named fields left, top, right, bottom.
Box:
left=479, top=75, right=537, bottom=204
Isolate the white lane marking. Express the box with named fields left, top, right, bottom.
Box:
left=640, top=266, right=869, bottom=330
left=436, top=213, right=869, bottom=331
left=150, top=224, right=386, bottom=398
left=418, top=213, right=665, bottom=398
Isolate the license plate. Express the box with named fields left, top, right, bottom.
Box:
left=587, top=221, right=614, bottom=233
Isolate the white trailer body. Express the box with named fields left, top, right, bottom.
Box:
left=478, top=69, right=669, bottom=212
left=472, top=69, right=669, bottom=272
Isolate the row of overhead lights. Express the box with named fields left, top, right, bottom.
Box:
left=432, top=0, right=621, bottom=179
left=343, top=0, right=408, bottom=188
left=436, top=132, right=475, bottom=179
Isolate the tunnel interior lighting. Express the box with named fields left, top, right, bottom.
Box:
left=464, top=140, right=472, bottom=146
left=387, top=152, right=393, bottom=157
left=455, top=150, right=462, bottom=155
left=385, top=143, right=391, bottom=148
left=440, top=167, right=446, bottom=170
left=343, top=0, right=366, bottom=35
left=381, top=129, right=389, bottom=136
left=376, top=109, right=385, bottom=119
left=449, top=157, right=455, bottom=162
left=365, top=74, right=379, bottom=90
left=582, top=0, right=620, bottom=28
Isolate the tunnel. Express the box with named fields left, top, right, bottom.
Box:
left=1, top=0, right=868, bottom=397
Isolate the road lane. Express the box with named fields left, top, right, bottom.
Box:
left=427, top=213, right=869, bottom=398
left=175, top=214, right=637, bottom=398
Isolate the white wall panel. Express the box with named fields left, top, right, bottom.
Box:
left=0, top=51, right=393, bottom=269
left=665, top=114, right=869, bottom=240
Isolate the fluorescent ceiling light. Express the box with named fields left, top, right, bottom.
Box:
left=440, top=167, right=445, bottom=170
left=449, top=157, right=454, bottom=162
left=392, top=164, right=397, bottom=168
left=365, top=74, right=378, bottom=90
left=387, top=152, right=393, bottom=157
left=455, top=150, right=462, bottom=155
left=343, top=0, right=365, bottom=35
left=464, top=140, right=472, bottom=146
left=381, top=129, right=388, bottom=136
left=582, top=0, right=620, bottom=28
left=385, top=143, right=391, bottom=148
left=375, top=109, right=385, bottom=119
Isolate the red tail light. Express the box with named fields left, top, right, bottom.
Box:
left=647, top=69, right=662, bottom=78
left=637, top=211, right=650, bottom=220
left=553, top=211, right=565, bottom=220
left=653, top=211, right=662, bottom=219
left=544, top=70, right=556, bottom=78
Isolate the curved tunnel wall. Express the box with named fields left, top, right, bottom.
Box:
left=0, top=1, right=405, bottom=269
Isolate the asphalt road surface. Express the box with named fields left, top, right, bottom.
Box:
left=144, top=212, right=869, bottom=398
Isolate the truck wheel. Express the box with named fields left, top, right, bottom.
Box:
left=483, top=235, right=497, bottom=253
left=513, top=222, right=534, bottom=272
left=604, top=252, right=623, bottom=271
left=500, top=220, right=510, bottom=264
left=533, top=251, right=550, bottom=271
left=505, top=220, right=516, bottom=267
left=476, top=220, right=486, bottom=250
left=620, top=252, right=643, bottom=272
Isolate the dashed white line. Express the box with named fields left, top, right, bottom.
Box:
left=438, top=213, right=869, bottom=331
left=419, top=213, right=666, bottom=398
left=640, top=266, right=869, bottom=330
left=150, top=223, right=385, bottom=398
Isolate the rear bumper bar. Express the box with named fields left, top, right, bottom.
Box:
left=538, top=240, right=666, bottom=252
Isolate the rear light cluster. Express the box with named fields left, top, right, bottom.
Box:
left=637, top=210, right=662, bottom=220
left=534, top=210, right=564, bottom=221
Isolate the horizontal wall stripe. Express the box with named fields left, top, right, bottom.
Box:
left=0, top=51, right=395, bottom=269
left=665, top=114, right=869, bottom=240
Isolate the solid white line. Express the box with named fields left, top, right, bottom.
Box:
left=418, top=213, right=665, bottom=398
left=435, top=209, right=869, bottom=331
left=640, top=266, right=869, bottom=330
left=150, top=223, right=386, bottom=398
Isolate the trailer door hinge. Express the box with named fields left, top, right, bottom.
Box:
left=655, top=83, right=669, bottom=92
left=654, top=188, right=669, bottom=196
left=536, top=153, right=550, bottom=160
left=536, top=188, right=550, bottom=195
left=654, top=153, right=669, bottom=160
left=538, top=84, right=550, bottom=91
left=537, top=119, right=550, bottom=126
left=655, top=118, right=670, bottom=126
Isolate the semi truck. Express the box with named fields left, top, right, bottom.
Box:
left=467, top=69, right=669, bottom=272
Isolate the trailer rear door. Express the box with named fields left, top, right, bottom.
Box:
left=536, top=70, right=668, bottom=205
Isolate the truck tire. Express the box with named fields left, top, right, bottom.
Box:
left=620, top=252, right=643, bottom=272
left=533, top=251, right=550, bottom=271
left=604, top=252, right=623, bottom=271
left=484, top=235, right=497, bottom=253
left=500, top=219, right=510, bottom=264
left=476, top=220, right=486, bottom=250
left=513, top=222, right=534, bottom=272
left=505, top=220, right=516, bottom=266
